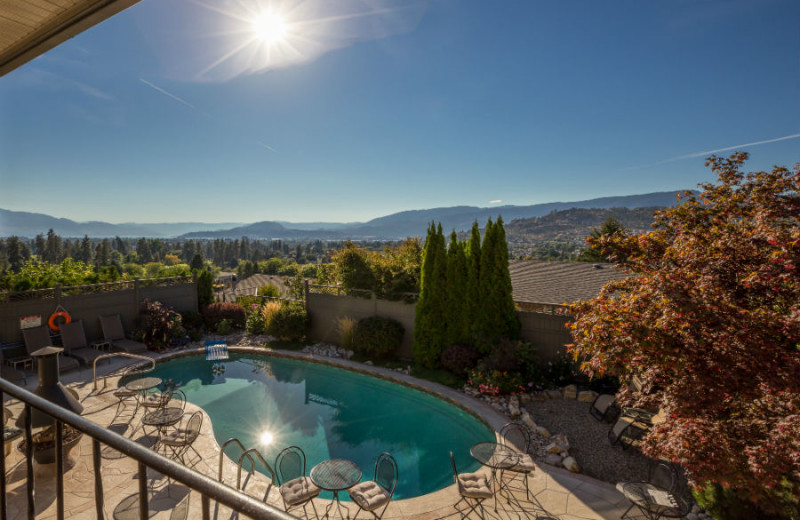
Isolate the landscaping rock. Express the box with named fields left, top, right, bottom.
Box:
left=520, top=411, right=536, bottom=431
left=545, top=443, right=563, bottom=455
left=551, top=433, right=570, bottom=452
left=544, top=454, right=562, bottom=467
left=563, top=456, right=580, bottom=473
left=535, top=426, right=551, bottom=438
left=544, top=389, right=562, bottom=400
left=578, top=390, right=598, bottom=403
left=563, top=384, right=578, bottom=400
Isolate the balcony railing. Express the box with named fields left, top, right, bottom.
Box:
left=0, top=378, right=296, bottom=520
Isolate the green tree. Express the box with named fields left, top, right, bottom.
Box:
left=332, top=242, right=377, bottom=292
left=136, top=238, right=152, bottom=264
left=575, top=216, right=628, bottom=262
left=197, top=269, right=214, bottom=308
left=6, top=236, right=31, bottom=272
left=568, top=153, right=800, bottom=515
left=445, top=231, right=469, bottom=346
left=76, top=235, right=93, bottom=264
left=465, top=221, right=483, bottom=340
left=413, top=223, right=448, bottom=368
left=190, top=252, right=205, bottom=272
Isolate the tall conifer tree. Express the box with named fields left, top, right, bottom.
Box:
left=446, top=231, right=469, bottom=346
left=466, top=221, right=483, bottom=341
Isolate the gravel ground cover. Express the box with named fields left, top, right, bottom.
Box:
left=524, top=398, right=654, bottom=484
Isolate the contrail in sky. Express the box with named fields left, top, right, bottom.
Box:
left=139, top=77, right=275, bottom=152
left=139, top=78, right=199, bottom=111
left=624, top=133, right=800, bottom=170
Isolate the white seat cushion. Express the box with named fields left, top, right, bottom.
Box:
left=348, top=481, right=391, bottom=511
left=457, top=472, right=493, bottom=499
left=280, top=476, right=321, bottom=506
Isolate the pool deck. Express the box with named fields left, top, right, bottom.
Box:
left=2, top=346, right=634, bottom=520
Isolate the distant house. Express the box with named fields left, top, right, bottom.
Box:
left=509, top=260, right=628, bottom=313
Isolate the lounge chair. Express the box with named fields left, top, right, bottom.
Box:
left=450, top=451, right=492, bottom=519
left=99, top=315, right=147, bottom=353
left=499, top=422, right=536, bottom=499
left=60, top=320, right=105, bottom=366
left=608, top=408, right=656, bottom=450
left=160, top=411, right=203, bottom=465
left=22, top=325, right=79, bottom=373
left=589, top=393, right=619, bottom=422
left=0, top=345, right=27, bottom=386
left=274, top=446, right=321, bottom=519
left=348, top=452, right=398, bottom=520
left=616, top=461, right=689, bottom=520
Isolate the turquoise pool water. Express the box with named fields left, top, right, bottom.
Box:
left=134, top=353, right=493, bottom=499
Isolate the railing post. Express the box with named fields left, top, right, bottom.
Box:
left=93, top=439, right=104, bottom=517
left=0, top=388, right=5, bottom=520
left=56, top=421, right=64, bottom=520
left=24, top=405, right=33, bottom=520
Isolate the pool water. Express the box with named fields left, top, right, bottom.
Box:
left=136, top=353, right=494, bottom=500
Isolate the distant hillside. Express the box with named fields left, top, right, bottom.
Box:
left=505, top=207, right=662, bottom=245
left=0, top=190, right=688, bottom=239
left=0, top=209, right=242, bottom=238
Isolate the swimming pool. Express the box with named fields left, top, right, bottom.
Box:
left=136, top=353, right=494, bottom=500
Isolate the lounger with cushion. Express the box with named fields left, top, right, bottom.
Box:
left=99, top=315, right=147, bottom=353
left=22, top=325, right=79, bottom=373
left=60, top=320, right=105, bottom=366
left=0, top=346, right=27, bottom=385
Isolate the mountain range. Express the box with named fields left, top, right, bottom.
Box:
left=0, top=190, right=686, bottom=240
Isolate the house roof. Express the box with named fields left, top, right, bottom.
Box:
left=509, top=260, right=628, bottom=305
left=0, top=0, right=141, bottom=76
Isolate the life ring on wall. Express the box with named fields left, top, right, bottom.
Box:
left=48, top=311, right=72, bottom=332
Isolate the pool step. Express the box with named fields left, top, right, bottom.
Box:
left=205, top=340, right=229, bottom=361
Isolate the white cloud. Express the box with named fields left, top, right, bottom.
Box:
left=489, top=200, right=502, bottom=204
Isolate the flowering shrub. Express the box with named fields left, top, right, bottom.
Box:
left=468, top=361, right=525, bottom=395
left=139, top=299, right=179, bottom=349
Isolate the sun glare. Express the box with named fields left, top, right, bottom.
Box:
left=260, top=431, right=274, bottom=446
left=252, top=11, right=288, bottom=44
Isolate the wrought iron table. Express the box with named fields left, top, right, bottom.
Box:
left=142, top=407, right=184, bottom=453
left=310, top=459, right=362, bottom=519
left=470, top=442, right=520, bottom=510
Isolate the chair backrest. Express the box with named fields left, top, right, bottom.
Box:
left=649, top=461, right=678, bottom=493
left=275, top=446, right=306, bottom=485
left=22, top=325, right=52, bottom=354
left=185, top=412, right=203, bottom=442
left=500, top=422, right=532, bottom=453
left=172, top=389, right=187, bottom=411
left=60, top=320, right=88, bottom=352
left=100, top=315, right=125, bottom=341
left=449, top=451, right=459, bottom=483
left=592, top=394, right=616, bottom=413
left=374, top=452, right=398, bottom=497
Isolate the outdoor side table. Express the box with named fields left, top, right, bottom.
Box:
left=470, top=442, right=520, bottom=511
left=90, top=340, right=111, bottom=351
left=310, top=459, right=362, bottom=519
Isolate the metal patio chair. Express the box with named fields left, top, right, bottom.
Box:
left=348, top=452, right=398, bottom=520
left=274, top=446, right=321, bottom=519
left=608, top=407, right=656, bottom=450
left=499, top=422, right=536, bottom=499
left=589, top=393, right=620, bottom=422
left=450, top=451, right=492, bottom=519
left=616, top=461, right=689, bottom=520
left=160, top=411, right=203, bottom=465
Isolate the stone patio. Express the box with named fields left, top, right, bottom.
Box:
left=1, top=347, right=637, bottom=520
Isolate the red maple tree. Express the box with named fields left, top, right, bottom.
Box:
left=568, top=153, right=800, bottom=510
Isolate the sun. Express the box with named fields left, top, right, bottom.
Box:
left=252, top=11, right=288, bottom=45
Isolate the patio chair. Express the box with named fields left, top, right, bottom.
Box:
left=608, top=408, right=656, bottom=450
left=348, top=452, right=398, bottom=520
left=60, top=320, right=105, bottom=366
left=22, top=325, right=79, bottom=373
left=274, top=446, right=321, bottom=519
left=99, top=315, right=147, bottom=354
left=499, top=422, right=536, bottom=499
left=160, top=411, right=203, bottom=465
left=450, top=451, right=492, bottom=519
left=0, top=345, right=27, bottom=386
left=589, top=393, right=620, bottom=422
left=616, top=461, right=689, bottom=520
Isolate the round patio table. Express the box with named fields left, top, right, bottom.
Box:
left=142, top=406, right=184, bottom=453
left=470, top=442, right=520, bottom=510
left=310, top=459, right=362, bottom=519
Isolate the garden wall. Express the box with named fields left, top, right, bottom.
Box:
left=305, top=288, right=573, bottom=362
left=0, top=278, right=197, bottom=347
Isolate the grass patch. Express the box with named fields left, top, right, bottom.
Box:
left=410, top=367, right=465, bottom=389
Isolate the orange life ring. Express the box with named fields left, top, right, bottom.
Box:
left=48, top=311, right=72, bottom=332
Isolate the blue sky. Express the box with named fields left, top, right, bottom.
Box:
left=1, top=0, right=798, bottom=224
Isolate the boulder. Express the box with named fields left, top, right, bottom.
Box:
left=544, top=389, right=563, bottom=400
left=535, top=426, right=551, bottom=438
left=520, top=411, right=536, bottom=430
left=577, top=390, right=598, bottom=403
left=508, top=401, right=521, bottom=418
left=544, top=454, right=562, bottom=467
left=563, top=384, right=578, bottom=400
left=562, top=456, right=580, bottom=473
left=551, top=433, right=570, bottom=452
left=545, top=443, right=563, bottom=455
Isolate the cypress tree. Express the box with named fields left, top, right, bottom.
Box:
left=492, top=216, right=520, bottom=338
left=429, top=223, right=448, bottom=357
left=413, top=223, right=437, bottom=367
left=445, top=231, right=469, bottom=346
left=465, top=221, right=483, bottom=343
left=476, top=218, right=497, bottom=351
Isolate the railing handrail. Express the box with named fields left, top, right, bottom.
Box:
left=0, top=378, right=296, bottom=520
left=0, top=275, right=193, bottom=299
left=218, top=438, right=255, bottom=483
left=237, top=448, right=276, bottom=491
left=92, top=352, right=156, bottom=391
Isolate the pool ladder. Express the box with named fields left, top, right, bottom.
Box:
left=218, top=438, right=276, bottom=491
